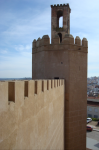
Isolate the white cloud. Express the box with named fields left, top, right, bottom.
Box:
left=0, top=0, right=99, bottom=77
left=1, top=6, right=51, bottom=44
left=14, top=44, right=31, bottom=51
left=0, top=49, right=8, bottom=54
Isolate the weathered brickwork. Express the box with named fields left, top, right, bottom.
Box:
left=51, top=4, right=71, bottom=43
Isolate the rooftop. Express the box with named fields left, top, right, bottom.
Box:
left=51, top=3, right=70, bottom=7
left=87, top=98, right=99, bottom=107
left=87, top=98, right=99, bottom=102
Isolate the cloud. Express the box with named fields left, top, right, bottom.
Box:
left=14, top=44, right=31, bottom=52
left=0, top=0, right=99, bottom=77
left=0, top=6, right=51, bottom=44
left=0, top=49, right=8, bottom=54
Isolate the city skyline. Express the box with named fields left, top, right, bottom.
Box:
left=0, top=0, right=99, bottom=78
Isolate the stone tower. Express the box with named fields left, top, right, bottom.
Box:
left=51, top=4, right=71, bottom=43
left=32, top=3, right=88, bottom=150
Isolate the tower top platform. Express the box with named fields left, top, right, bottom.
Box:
left=51, top=3, right=71, bottom=43
left=51, top=3, right=70, bottom=9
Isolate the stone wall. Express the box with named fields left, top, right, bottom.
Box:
left=32, top=34, right=88, bottom=54
left=0, top=79, right=64, bottom=150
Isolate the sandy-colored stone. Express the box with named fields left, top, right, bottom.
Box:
left=0, top=80, right=64, bottom=150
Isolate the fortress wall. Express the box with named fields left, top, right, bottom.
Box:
left=0, top=79, right=64, bottom=150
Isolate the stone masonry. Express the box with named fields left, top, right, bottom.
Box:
left=51, top=4, right=71, bottom=43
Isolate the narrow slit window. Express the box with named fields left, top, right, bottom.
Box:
left=24, top=81, right=28, bottom=97
left=51, top=80, right=52, bottom=88
left=47, top=80, right=49, bottom=90
left=35, top=81, right=37, bottom=94
left=42, top=80, right=44, bottom=92
left=8, top=82, right=15, bottom=102
left=54, top=80, right=56, bottom=88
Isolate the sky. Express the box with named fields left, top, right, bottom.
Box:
left=0, top=0, right=99, bottom=78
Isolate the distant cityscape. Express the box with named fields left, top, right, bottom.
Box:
left=0, top=77, right=32, bottom=81
left=87, top=76, right=99, bottom=98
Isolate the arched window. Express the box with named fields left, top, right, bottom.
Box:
left=59, top=16, right=63, bottom=28
left=58, top=33, right=62, bottom=43
left=57, top=10, right=63, bottom=28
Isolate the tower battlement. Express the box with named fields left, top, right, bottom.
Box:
left=51, top=3, right=70, bottom=9
left=32, top=34, right=88, bottom=54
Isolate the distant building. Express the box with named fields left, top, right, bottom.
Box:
left=87, top=98, right=99, bottom=118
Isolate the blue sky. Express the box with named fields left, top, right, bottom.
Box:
left=0, top=0, right=99, bottom=78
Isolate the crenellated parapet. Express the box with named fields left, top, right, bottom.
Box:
left=32, top=35, right=50, bottom=53
left=32, top=34, right=88, bottom=54
left=0, top=79, right=64, bottom=113
left=50, top=3, right=71, bottom=14
left=51, top=3, right=70, bottom=8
